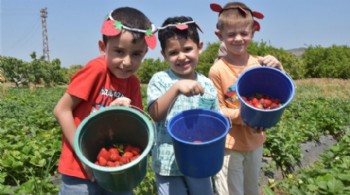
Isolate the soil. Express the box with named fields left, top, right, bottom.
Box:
left=259, top=135, right=338, bottom=186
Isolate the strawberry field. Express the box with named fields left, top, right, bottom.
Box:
left=1, top=78, right=350, bottom=194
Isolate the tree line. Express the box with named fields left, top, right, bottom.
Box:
left=1, top=41, right=349, bottom=87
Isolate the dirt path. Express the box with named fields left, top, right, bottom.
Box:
left=259, top=135, right=338, bottom=186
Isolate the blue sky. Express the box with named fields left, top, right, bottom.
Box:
left=1, top=0, right=349, bottom=67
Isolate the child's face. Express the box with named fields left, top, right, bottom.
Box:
left=99, top=31, right=148, bottom=79
left=217, top=23, right=254, bottom=56
left=161, top=37, right=203, bottom=79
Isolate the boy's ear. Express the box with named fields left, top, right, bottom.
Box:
left=98, top=40, right=106, bottom=55
left=198, top=41, right=204, bottom=54
left=215, top=30, right=223, bottom=41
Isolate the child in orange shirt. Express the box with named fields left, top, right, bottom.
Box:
left=208, top=2, right=284, bottom=195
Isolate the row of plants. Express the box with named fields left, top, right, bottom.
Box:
left=1, top=79, right=349, bottom=194
left=262, top=126, right=350, bottom=195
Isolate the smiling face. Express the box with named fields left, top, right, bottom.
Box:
left=99, top=31, right=148, bottom=79
left=161, top=36, right=203, bottom=79
left=217, top=22, right=254, bottom=57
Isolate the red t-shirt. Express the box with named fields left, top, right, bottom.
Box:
left=58, top=56, right=143, bottom=179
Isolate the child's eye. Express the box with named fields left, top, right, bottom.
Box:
left=168, top=51, right=178, bottom=56
left=184, top=47, right=193, bottom=53
left=132, top=52, right=143, bottom=58
left=241, top=32, right=249, bottom=36
left=114, top=49, right=124, bottom=55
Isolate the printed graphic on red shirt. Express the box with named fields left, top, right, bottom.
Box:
left=92, top=87, right=124, bottom=112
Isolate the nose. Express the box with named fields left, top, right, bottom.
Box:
left=234, top=34, right=243, bottom=41
left=121, top=55, right=132, bottom=69
left=178, top=52, right=186, bottom=60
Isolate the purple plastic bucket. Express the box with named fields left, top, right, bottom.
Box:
left=167, top=109, right=229, bottom=178
left=236, top=66, right=295, bottom=128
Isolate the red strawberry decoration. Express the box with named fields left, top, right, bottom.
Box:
left=101, top=20, right=121, bottom=36
left=176, top=24, right=188, bottom=30
left=145, top=34, right=157, bottom=49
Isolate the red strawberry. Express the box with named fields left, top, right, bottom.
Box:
left=131, top=154, right=140, bottom=161
left=98, top=156, right=107, bottom=166
left=130, top=147, right=141, bottom=156
left=114, top=161, right=121, bottom=167
left=145, top=34, right=157, bottom=49
left=97, top=147, right=110, bottom=161
left=263, top=99, right=272, bottom=108
left=109, top=147, right=120, bottom=156
left=110, top=153, right=120, bottom=162
left=123, top=151, right=134, bottom=158
left=107, top=161, right=115, bottom=167
left=120, top=156, right=130, bottom=165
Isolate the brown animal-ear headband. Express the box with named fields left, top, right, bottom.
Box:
left=210, top=3, right=264, bottom=31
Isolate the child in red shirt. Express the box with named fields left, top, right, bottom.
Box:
left=53, top=7, right=156, bottom=194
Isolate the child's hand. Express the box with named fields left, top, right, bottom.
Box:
left=240, top=115, right=266, bottom=133
left=176, top=80, right=204, bottom=97
left=110, top=97, right=131, bottom=107
left=258, top=55, right=284, bottom=72
left=251, top=127, right=266, bottom=134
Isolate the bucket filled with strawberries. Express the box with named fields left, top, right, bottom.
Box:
left=236, top=66, right=295, bottom=128
left=74, top=106, right=155, bottom=192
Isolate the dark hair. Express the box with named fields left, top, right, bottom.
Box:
left=158, top=16, right=200, bottom=51
left=102, top=7, right=152, bottom=44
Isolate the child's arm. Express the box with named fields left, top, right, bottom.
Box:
left=53, top=93, right=95, bottom=181
left=258, top=55, right=284, bottom=72
left=53, top=92, right=81, bottom=148
left=148, top=80, right=204, bottom=121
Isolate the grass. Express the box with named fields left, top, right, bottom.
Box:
left=294, top=78, right=350, bottom=100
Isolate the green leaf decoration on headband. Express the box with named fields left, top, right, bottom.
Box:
left=145, top=29, right=153, bottom=37
left=114, top=21, right=123, bottom=30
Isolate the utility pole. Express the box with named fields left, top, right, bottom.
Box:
left=40, top=8, right=50, bottom=62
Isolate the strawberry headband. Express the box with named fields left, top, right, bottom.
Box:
left=101, top=11, right=157, bottom=49
left=157, top=20, right=204, bottom=33
left=210, top=3, right=264, bottom=31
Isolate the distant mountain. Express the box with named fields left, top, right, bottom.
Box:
left=287, top=47, right=306, bottom=58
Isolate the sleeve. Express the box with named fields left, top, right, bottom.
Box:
left=208, top=65, right=242, bottom=125
left=146, top=72, right=165, bottom=110
left=67, top=58, right=106, bottom=101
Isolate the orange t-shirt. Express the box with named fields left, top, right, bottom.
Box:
left=58, top=56, right=143, bottom=179
left=208, top=55, right=266, bottom=152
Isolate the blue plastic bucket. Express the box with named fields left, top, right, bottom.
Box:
left=167, top=109, right=230, bottom=178
left=74, top=106, right=154, bottom=192
left=236, top=66, right=295, bottom=128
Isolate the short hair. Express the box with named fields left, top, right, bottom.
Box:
left=158, top=16, right=200, bottom=51
left=102, top=7, right=152, bottom=44
left=216, top=2, right=254, bottom=31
